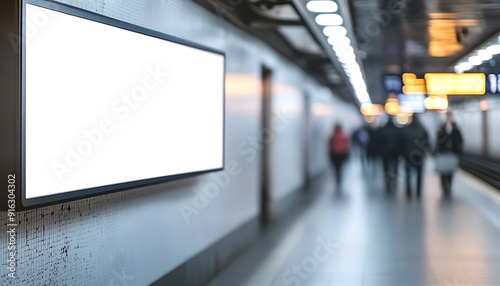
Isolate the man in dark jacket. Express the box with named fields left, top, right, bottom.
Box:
left=366, top=123, right=382, bottom=166
left=436, top=112, right=463, bottom=196
left=379, top=117, right=404, bottom=193
left=401, top=116, right=429, bottom=197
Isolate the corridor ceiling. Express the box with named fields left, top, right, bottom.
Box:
left=197, top=0, right=500, bottom=105
left=196, top=0, right=358, bottom=103
left=349, top=0, right=500, bottom=104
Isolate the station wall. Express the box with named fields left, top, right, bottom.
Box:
left=454, top=96, right=500, bottom=159
left=0, top=0, right=360, bottom=285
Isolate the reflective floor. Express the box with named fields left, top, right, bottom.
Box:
left=208, top=159, right=500, bottom=286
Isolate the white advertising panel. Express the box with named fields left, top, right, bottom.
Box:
left=24, top=4, right=225, bottom=200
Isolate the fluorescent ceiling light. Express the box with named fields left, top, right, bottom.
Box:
left=340, top=55, right=357, bottom=62
left=357, top=92, right=370, bottom=103
left=351, top=76, right=364, bottom=82
left=337, top=53, right=356, bottom=64
left=487, top=45, right=500, bottom=54
left=468, top=55, right=482, bottom=66
left=452, top=32, right=500, bottom=90
left=327, top=36, right=350, bottom=46
left=337, top=57, right=351, bottom=64
left=317, top=13, right=371, bottom=104
left=343, top=61, right=359, bottom=68
left=332, top=41, right=353, bottom=51
left=337, top=54, right=355, bottom=64
left=478, top=50, right=492, bottom=61
left=307, top=1, right=338, bottom=13
left=333, top=45, right=354, bottom=58
left=457, top=62, right=472, bottom=71
left=315, top=14, right=343, bottom=26
left=349, top=69, right=362, bottom=76
left=323, top=26, right=347, bottom=37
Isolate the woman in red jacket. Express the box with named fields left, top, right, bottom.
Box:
left=329, top=124, right=351, bottom=188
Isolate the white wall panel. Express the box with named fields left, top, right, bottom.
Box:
left=308, top=87, right=337, bottom=177
left=269, top=67, right=305, bottom=200
left=460, top=108, right=482, bottom=156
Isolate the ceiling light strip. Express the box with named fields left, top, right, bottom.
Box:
left=293, top=0, right=371, bottom=104
left=454, top=35, right=500, bottom=74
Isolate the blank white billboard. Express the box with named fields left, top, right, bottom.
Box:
left=24, top=4, right=225, bottom=199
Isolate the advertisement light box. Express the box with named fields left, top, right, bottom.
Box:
left=0, top=0, right=225, bottom=209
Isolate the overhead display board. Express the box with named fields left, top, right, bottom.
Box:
left=1, top=0, right=225, bottom=209
left=425, top=73, right=485, bottom=95
left=486, top=74, right=500, bottom=94
left=382, top=74, right=403, bottom=94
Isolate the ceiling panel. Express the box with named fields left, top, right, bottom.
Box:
left=350, top=0, right=500, bottom=103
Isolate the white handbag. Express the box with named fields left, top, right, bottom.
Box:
left=435, top=152, right=459, bottom=173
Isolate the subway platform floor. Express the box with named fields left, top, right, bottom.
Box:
left=207, top=159, right=500, bottom=286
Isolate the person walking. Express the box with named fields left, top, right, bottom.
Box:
left=365, top=123, right=383, bottom=174
left=329, top=124, right=350, bottom=188
left=352, top=125, right=370, bottom=167
left=435, top=111, right=463, bottom=196
left=379, top=117, right=404, bottom=193
left=401, top=116, right=429, bottom=198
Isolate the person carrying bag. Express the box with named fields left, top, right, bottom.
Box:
left=435, top=111, right=463, bottom=196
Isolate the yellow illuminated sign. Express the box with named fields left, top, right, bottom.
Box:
left=425, top=95, right=448, bottom=111
left=402, top=73, right=426, bottom=95
left=402, top=73, right=416, bottom=81
left=425, top=73, right=485, bottom=95
left=403, top=85, right=427, bottom=94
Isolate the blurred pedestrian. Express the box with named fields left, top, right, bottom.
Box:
left=401, top=116, right=429, bottom=198
left=379, top=116, right=404, bottom=193
left=352, top=125, right=370, bottom=166
left=365, top=122, right=382, bottom=174
left=329, top=124, right=350, bottom=188
left=435, top=111, right=463, bottom=196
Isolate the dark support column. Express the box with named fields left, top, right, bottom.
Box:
left=260, top=66, right=272, bottom=227
left=303, top=94, right=311, bottom=189
left=482, top=109, right=489, bottom=158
